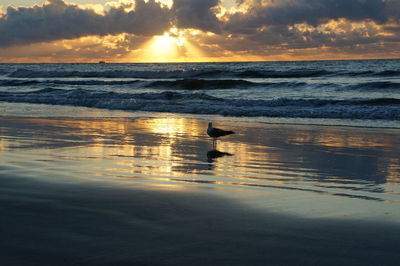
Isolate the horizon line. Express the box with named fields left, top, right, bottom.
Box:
left=0, top=58, right=399, bottom=64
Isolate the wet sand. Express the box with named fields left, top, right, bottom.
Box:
left=1, top=116, right=400, bottom=265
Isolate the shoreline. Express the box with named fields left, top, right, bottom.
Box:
left=1, top=102, right=399, bottom=130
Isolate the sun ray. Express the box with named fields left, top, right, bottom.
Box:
left=133, top=28, right=204, bottom=62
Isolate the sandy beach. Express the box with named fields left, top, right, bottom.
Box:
left=1, top=116, right=400, bottom=265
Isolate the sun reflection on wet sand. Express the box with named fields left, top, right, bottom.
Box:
left=382, top=158, right=400, bottom=185
left=1, top=117, right=400, bottom=218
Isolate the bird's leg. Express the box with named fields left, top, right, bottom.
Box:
left=213, top=138, right=217, bottom=149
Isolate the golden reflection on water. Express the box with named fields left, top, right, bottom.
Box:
left=137, top=117, right=202, bottom=137
left=383, top=158, right=400, bottom=185
left=1, top=117, right=400, bottom=199
left=285, top=127, right=397, bottom=149
left=61, top=117, right=200, bottom=179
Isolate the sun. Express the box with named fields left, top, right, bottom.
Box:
left=153, top=32, right=186, bottom=48
left=136, top=28, right=203, bottom=62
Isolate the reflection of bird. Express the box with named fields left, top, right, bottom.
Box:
left=207, top=122, right=234, bottom=148
left=207, top=149, right=233, bottom=163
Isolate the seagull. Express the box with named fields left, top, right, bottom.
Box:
left=207, top=122, right=234, bottom=147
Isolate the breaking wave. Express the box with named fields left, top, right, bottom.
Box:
left=147, top=79, right=306, bottom=90
left=0, top=79, right=140, bottom=86
left=0, top=78, right=307, bottom=90
left=348, top=81, right=400, bottom=91
left=8, top=69, right=210, bottom=79
left=1, top=88, right=399, bottom=120
left=7, top=67, right=399, bottom=79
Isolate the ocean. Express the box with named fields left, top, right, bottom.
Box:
left=0, top=59, right=399, bottom=127
left=1, top=60, right=400, bottom=264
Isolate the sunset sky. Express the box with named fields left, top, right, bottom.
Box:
left=1, top=0, right=399, bottom=62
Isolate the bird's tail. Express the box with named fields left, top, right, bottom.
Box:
left=226, top=130, right=234, bottom=135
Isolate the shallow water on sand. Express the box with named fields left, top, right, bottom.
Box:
left=1, top=116, right=400, bottom=220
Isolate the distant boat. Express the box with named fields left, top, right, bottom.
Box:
left=98, top=61, right=106, bottom=64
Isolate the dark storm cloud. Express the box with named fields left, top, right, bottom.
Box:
left=0, top=0, right=172, bottom=47
left=172, top=0, right=221, bottom=33
left=224, top=0, right=399, bottom=34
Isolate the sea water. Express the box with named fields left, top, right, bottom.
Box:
left=0, top=59, right=399, bottom=127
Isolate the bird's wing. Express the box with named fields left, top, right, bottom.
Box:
left=212, top=127, right=231, bottom=136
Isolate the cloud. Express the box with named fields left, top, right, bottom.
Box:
left=0, top=0, right=172, bottom=47
left=0, top=0, right=224, bottom=48
left=224, top=0, right=398, bottom=34
left=205, top=0, right=400, bottom=59
left=0, top=0, right=399, bottom=61
left=172, top=0, right=221, bottom=33
left=192, top=16, right=400, bottom=61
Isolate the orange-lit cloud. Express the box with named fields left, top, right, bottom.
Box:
left=0, top=0, right=399, bottom=62
left=0, top=0, right=172, bottom=47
